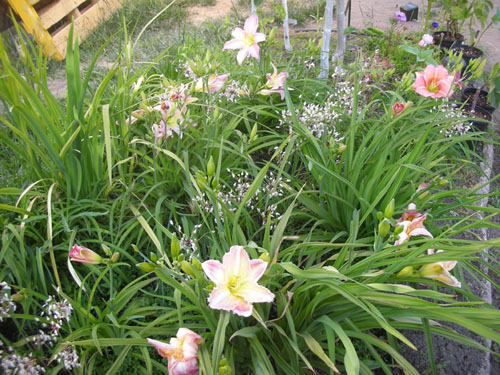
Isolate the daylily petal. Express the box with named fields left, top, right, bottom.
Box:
left=235, top=283, right=275, bottom=304
left=223, top=38, right=245, bottom=50
left=231, top=27, right=245, bottom=39
left=201, top=260, right=225, bottom=284
left=254, top=32, right=266, bottom=43
left=247, top=44, right=260, bottom=60
left=249, top=259, right=268, bottom=281
left=232, top=299, right=254, bottom=317
left=207, top=286, right=241, bottom=311
left=237, top=48, right=249, bottom=65
left=223, top=246, right=251, bottom=280
left=419, top=263, right=461, bottom=288
left=147, top=338, right=175, bottom=358
left=244, top=14, right=259, bottom=34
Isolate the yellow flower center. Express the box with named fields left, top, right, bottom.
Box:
left=243, top=33, right=255, bottom=48
left=227, top=275, right=241, bottom=293
left=426, top=80, right=439, bottom=93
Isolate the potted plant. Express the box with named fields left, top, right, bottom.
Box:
left=452, top=1, right=500, bottom=64
left=462, top=62, right=500, bottom=115
left=433, top=0, right=468, bottom=49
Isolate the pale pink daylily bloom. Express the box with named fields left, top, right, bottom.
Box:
left=152, top=121, right=171, bottom=144
left=258, top=64, right=290, bottom=100
left=195, top=73, right=230, bottom=93
left=69, top=244, right=103, bottom=265
left=420, top=249, right=461, bottom=287
left=418, top=34, right=434, bottom=47
left=395, top=214, right=433, bottom=246
left=202, top=245, right=275, bottom=317
left=414, top=64, right=454, bottom=98
left=147, top=328, right=203, bottom=375
left=223, top=15, right=266, bottom=65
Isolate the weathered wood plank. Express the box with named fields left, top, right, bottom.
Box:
left=51, top=0, right=123, bottom=58
left=38, top=0, right=87, bottom=29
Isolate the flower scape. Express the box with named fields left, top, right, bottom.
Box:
left=1, top=4, right=499, bottom=375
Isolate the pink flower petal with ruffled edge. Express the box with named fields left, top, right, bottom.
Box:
left=201, top=260, right=225, bottom=284
left=222, top=246, right=251, bottom=279
left=234, top=283, right=275, bottom=304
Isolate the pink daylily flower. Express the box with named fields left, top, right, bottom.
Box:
left=419, top=249, right=461, bottom=287
left=223, top=15, right=266, bottom=65
left=392, top=102, right=405, bottom=117
left=414, top=65, right=454, bottom=98
left=69, top=244, right=103, bottom=265
left=147, top=328, right=203, bottom=375
left=418, top=34, right=434, bottom=47
left=395, top=206, right=433, bottom=246
left=202, top=246, right=275, bottom=317
left=195, top=73, right=230, bottom=93
left=258, top=63, right=290, bottom=100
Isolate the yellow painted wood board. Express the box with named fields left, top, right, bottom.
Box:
left=38, top=0, right=87, bottom=29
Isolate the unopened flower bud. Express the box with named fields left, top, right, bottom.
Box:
left=250, top=124, right=258, bottom=141
left=384, top=199, right=395, bottom=219
left=102, top=244, right=112, bottom=256
left=396, top=266, right=415, bottom=278
left=207, top=156, right=215, bottom=177
left=268, top=27, right=277, bottom=42
left=439, top=179, right=449, bottom=186
left=376, top=211, right=384, bottom=221
left=378, top=219, right=391, bottom=238
left=69, top=244, right=103, bottom=265
left=192, top=257, right=202, bottom=271
left=418, top=191, right=429, bottom=200
left=394, top=225, right=404, bottom=235
left=338, top=143, right=346, bottom=153
left=150, top=252, right=158, bottom=262
left=181, top=261, right=196, bottom=278
left=171, top=234, right=180, bottom=260
left=136, top=262, right=156, bottom=272
left=259, top=252, right=270, bottom=263
left=110, top=252, right=120, bottom=263
left=11, top=293, right=24, bottom=302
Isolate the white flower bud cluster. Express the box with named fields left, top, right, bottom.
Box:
left=54, top=346, right=81, bottom=371
left=430, top=103, right=470, bottom=137
left=0, top=282, right=16, bottom=322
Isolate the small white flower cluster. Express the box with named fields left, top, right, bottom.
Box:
left=279, top=93, right=345, bottom=144
left=0, top=352, right=45, bottom=375
left=431, top=104, right=470, bottom=137
left=54, top=346, right=81, bottom=371
left=0, top=282, right=16, bottom=322
left=194, top=170, right=286, bottom=230
left=41, top=296, right=73, bottom=328
left=219, top=80, right=249, bottom=103
left=170, top=222, right=203, bottom=260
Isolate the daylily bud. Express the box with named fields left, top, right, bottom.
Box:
left=11, top=293, right=24, bottom=302
left=384, top=199, right=395, bottom=219
left=69, top=244, right=103, bottom=265
left=268, top=27, right=277, bottom=42
left=259, top=252, right=271, bottom=263
left=376, top=211, right=384, bottom=221
left=150, top=252, right=158, bottom=262
left=338, top=143, right=346, bottom=153
left=378, top=219, right=391, bottom=238
left=397, top=266, right=415, bottom=278
left=394, top=225, right=404, bottom=235
left=181, top=261, right=196, bottom=278
left=250, top=124, right=258, bottom=141
left=207, top=155, right=215, bottom=177
left=102, top=244, right=112, bottom=256
left=196, top=172, right=208, bottom=189
left=418, top=191, right=429, bottom=200
left=404, top=101, right=413, bottom=110
left=171, top=234, right=180, bottom=260
left=136, top=262, right=156, bottom=273
left=192, top=257, right=202, bottom=271
left=110, top=252, right=120, bottom=263
left=439, top=179, right=449, bottom=186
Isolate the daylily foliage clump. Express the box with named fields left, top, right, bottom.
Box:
left=1, top=5, right=499, bottom=375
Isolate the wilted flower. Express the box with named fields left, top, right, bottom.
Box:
left=418, top=34, right=434, bottom=47
left=258, top=63, right=290, bottom=100
left=152, top=121, right=169, bottom=143
left=395, top=11, right=407, bottom=22
left=69, top=244, right=102, bottom=265
left=202, top=245, right=274, bottom=317
left=419, top=249, right=461, bottom=287
left=147, top=328, right=203, bottom=375
left=223, top=15, right=266, bottom=65
left=414, top=65, right=454, bottom=98
left=195, top=73, right=230, bottom=93
left=431, top=21, right=439, bottom=29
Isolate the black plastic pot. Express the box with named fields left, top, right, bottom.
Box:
left=451, top=44, right=484, bottom=66
left=433, top=31, right=464, bottom=49
left=461, top=87, right=495, bottom=115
